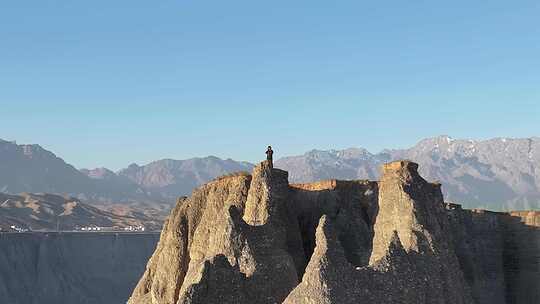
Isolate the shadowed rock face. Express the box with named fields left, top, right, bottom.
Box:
left=447, top=208, right=540, bottom=304
left=0, top=232, right=159, bottom=304
left=129, top=160, right=539, bottom=304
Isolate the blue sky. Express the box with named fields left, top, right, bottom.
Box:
left=1, top=1, right=539, bottom=170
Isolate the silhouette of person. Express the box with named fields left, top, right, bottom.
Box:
left=266, top=146, right=274, bottom=168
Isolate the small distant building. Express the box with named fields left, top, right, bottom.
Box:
left=124, top=225, right=146, bottom=232
left=445, top=202, right=462, bottom=210
left=9, top=225, right=29, bottom=233
left=78, top=226, right=103, bottom=232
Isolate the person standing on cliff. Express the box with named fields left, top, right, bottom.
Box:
left=266, top=146, right=274, bottom=168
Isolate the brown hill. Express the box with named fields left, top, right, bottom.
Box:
left=0, top=192, right=162, bottom=231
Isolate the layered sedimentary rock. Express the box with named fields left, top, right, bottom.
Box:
left=447, top=207, right=540, bottom=304
left=502, top=211, right=540, bottom=303
left=0, top=232, right=159, bottom=304
left=130, top=163, right=302, bottom=304
left=285, top=161, right=473, bottom=304
left=129, top=160, right=539, bottom=304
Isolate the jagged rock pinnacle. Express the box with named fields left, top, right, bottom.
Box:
left=243, top=160, right=288, bottom=226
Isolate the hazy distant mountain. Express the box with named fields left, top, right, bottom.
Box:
left=118, top=157, right=254, bottom=198
left=0, top=139, right=151, bottom=203
left=0, top=139, right=92, bottom=195
left=275, top=147, right=389, bottom=182
left=79, top=167, right=153, bottom=201
left=0, top=139, right=253, bottom=204
left=2, top=137, right=539, bottom=211
left=276, top=136, right=540, bottom=211
left=388, top=136, right=540, bottom=210
left=0, top=192, right=162, bottom=231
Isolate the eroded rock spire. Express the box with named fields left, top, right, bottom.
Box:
left=129, top=160, right=508, bottom=304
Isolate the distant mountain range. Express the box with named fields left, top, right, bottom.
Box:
left=0, top=136, right=539, bottom=211
left=276, top=136, right=540, bottom=210
left=0, top=139, right=252, bottom=204
left=0, top=140, right=153, bottom=203
left=117, top=158, right=253, bottom=199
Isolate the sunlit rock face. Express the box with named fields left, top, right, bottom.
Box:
left=286, top=160, right=473, bottom=304
left=129, top=160, right=540, bottom=304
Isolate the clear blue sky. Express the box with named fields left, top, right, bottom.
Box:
left=1, top=1, right=539, bottom=170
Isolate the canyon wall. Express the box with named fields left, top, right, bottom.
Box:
left=0, top=232, right=159, bottom=304
left=447, top=207, right=540, bottom=304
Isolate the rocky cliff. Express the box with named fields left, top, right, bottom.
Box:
left=447, top=207, right=540, bottom=304
left=0, top=232, right=159, bottom=304
left=129, top=160, right=539, bottom=304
